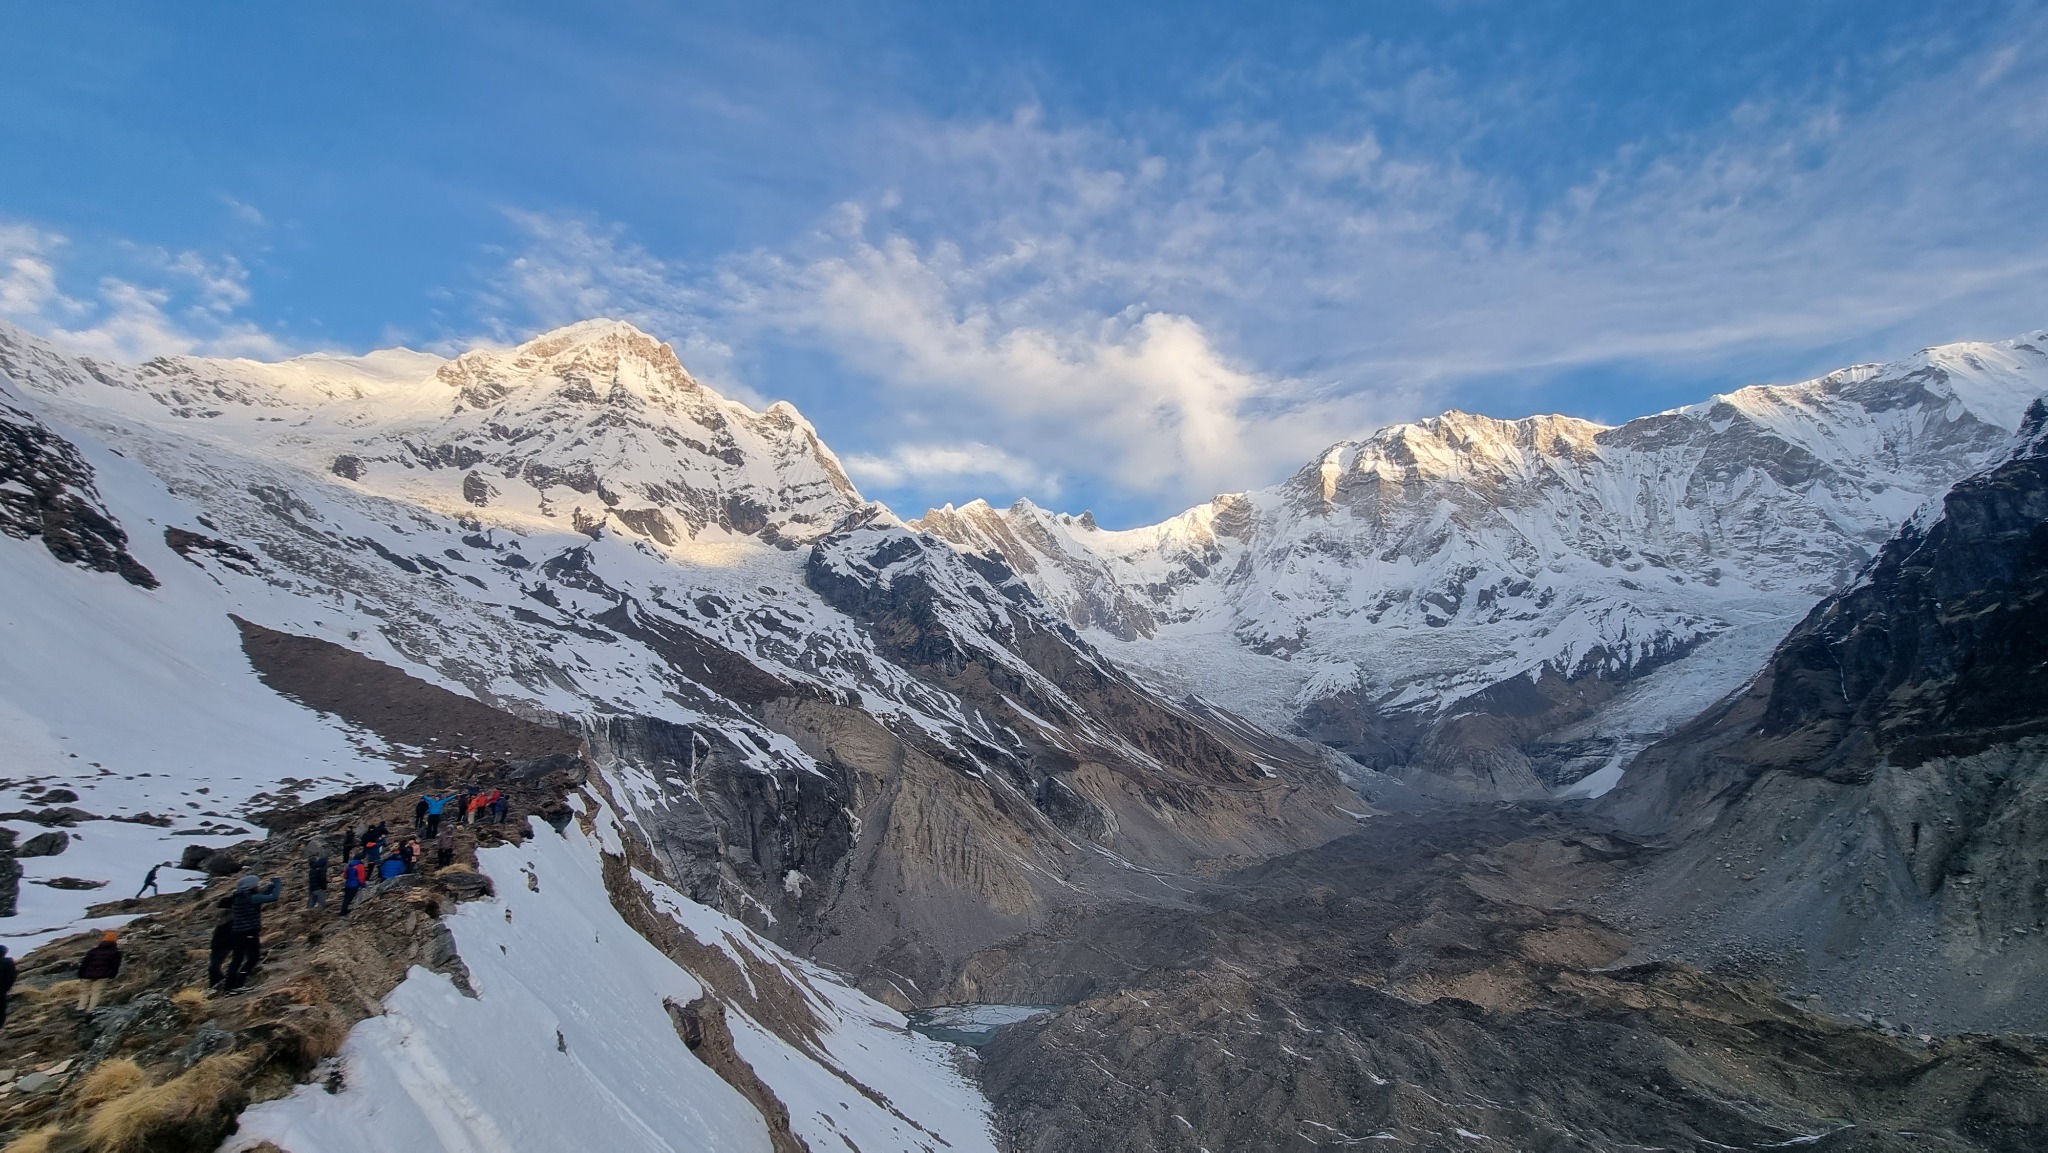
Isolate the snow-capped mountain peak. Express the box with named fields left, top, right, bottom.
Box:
left=921, top=329, right=2048, bottom=797
left=433, top=318, right=701, bottom=409
left=0, top=319, right=866, bottom=548
left=1299, top=411, right=1610, bottom=510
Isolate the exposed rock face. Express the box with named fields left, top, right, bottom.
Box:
left=0, top=371, right=156, bottom=587
left=921, top=336, right=2048, bottom=798
left=0, top=828, right=19, bottom=917
left=1604, top=402, right=2048, bottom=1032
left=230, top=615, right=584, bottom=763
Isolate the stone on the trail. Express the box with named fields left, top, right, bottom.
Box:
left=13, top=1071, right=57, bottom=1095
left=40, top=789, right=78, bottom=804
left=178, top=1024, right=236, bottom=1069
left=18, top=831, right=68, bottom=857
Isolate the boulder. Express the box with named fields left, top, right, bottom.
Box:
left=179, top=844, right=242, bottom=875
left=435, top=867, right=495, bottom=901
left=18, top=831, right=68, bottom=857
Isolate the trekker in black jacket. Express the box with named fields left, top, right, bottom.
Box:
left=223, top=874, right=282, bottom=994
left=0, top=945, right=15, bottom=1031
left=307, top=855, right=330, bottom=910
left=76, top=931, right=122, bottom=1010
left=207, top=914, right=234, bottom=992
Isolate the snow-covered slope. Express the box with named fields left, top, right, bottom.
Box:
left=232, top=799, right=993, bottom=1153
left=919, top=332, right=2048, bottom=797
left=1, top=365, right=412, bottom=953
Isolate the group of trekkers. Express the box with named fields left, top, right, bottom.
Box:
left=205, top=786, right=513, bottom=995
left=0, top=784, right=534, bottom=1036
left=39, top=786, right=521, bottom=1014
left=418, top=785, right=510, bottom=837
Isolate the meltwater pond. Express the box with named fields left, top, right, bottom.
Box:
left=906, top=1004, right=1056, bottom=1048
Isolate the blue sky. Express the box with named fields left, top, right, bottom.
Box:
left=5, top=1, right=2048, bottom=525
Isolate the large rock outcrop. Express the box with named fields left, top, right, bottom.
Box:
left=1603, top=400, right=2048, bottom=1032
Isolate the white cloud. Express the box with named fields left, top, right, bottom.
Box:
left=0, top=222, right=285, bottom=361
left=843, top=441, right=1056, bottom=494
left=0, top=224, right=80, bottom=319
left=484, top=11, right=2048, bottom=520
left=221, top=196, right=268, bottom=228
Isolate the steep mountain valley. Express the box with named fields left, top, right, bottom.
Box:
left=2, top=319, right=2046, bottom=1151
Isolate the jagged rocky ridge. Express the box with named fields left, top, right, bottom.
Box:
left=1601, top=400, right=2048, bottom=1033
left=0, top=318, right=1356, bottom=1007
left=920, top=333, right=2048, bottom=799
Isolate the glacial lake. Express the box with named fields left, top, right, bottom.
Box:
left=905, top=1004, right=1057, bottom=1048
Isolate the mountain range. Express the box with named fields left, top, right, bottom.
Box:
left=923, top=334, right=2048, bottom=799
left=4, top=315, right=2046, bottom=1149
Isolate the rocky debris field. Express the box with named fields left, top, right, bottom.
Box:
left=952, top=810, right=2048, bottom=1153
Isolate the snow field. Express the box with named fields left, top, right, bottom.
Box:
left=232, top=810, right=995, bottom=1153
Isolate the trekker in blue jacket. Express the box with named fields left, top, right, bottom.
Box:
left=340, top=854, right=369, bottom=915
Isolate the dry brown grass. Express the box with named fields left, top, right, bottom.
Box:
left=72, top=1058, right=146, bottom=1110
left=169, top=987, right=210, bottom=1014
left=79, top=1052, right=253, bottom=1152
left=1, top=1127, right=59, bottom=1153
left=436, top=862, right=477, bottom=874
left=30, top=979, right=83, bottom=1003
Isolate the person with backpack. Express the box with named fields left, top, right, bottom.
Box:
left=223, top=874, right=282, bottom=994
left=490, top=789, right=509, bottom=824
left=364, top=838, right=384, bottom=872
left=307, top=853, right=330, bottom=909
left=0, top=945, right=15, bottom=1031
left=413, top=795, right=430, bottom=830
left=76, top=931, right=122, bottom=1010
left=340, top=853, right=368, bottom=915
left=435, top=823, right=456, bottom=869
